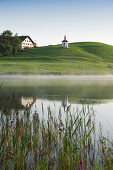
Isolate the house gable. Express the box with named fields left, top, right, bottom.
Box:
left=19, top=36, right=36, bottom=49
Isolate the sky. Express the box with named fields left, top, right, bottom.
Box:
left=0, top=0, right=113, bottom=46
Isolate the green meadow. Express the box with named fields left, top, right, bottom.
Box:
left=1, top=42, right=113, bottom=74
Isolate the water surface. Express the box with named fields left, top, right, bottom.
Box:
left=0, top=75, right=113, bottom=138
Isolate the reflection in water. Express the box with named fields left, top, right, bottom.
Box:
left=21, top=97, right=36, bottom=108
left=0, top=91, right=22, bottom=113
left=61, top=97, right=71, bottom=111
left=0, top=78, right=113, bottom=135
left=61, top=97, right=68, bottom=111
left=2, top=78, right=113, bottom=104
left=0, top=77, right=113, bottom=169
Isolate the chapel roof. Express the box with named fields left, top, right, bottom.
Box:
left=62, top=39, right=68, bottom=42
left=62, top=35, right=68, bottom=42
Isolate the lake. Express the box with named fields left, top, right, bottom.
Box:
left=1, top=75, right=113, bottom=169
left=0, top=75, right=113, bottom=138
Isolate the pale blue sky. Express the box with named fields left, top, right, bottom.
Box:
left=0, top=0, right=113, bottom=46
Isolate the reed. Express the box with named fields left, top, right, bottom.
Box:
left=0, top=104, right=113, bottom=169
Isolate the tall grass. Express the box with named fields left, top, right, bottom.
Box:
left=0, top=105, right=113, bottom=169
left=0, top=81, right=3, bottom=88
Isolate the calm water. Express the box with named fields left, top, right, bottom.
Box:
left=0, top=75, right=113, bottom=138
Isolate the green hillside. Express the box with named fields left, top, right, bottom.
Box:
left=0, top=42, right=113, bottom=74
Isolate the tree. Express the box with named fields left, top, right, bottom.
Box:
left=0, top=43, right=13, bottom=56
left=1, top=30, right=12, bottom=37
left=0, top=30, right=21, bottom=56
left=12, top=34, right=22, bottom=54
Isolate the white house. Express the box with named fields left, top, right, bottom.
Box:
left=19, top=36, right=36, bottom=49
left=62, top=35, right=68, bottom=48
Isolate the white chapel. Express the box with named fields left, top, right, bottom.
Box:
left=62, top=35, right=68, bottom=48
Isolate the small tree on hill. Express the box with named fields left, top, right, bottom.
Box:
left=0, top=30, right=21, bottom=56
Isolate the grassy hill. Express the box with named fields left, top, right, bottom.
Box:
left=1, top=42, right=113, bottom=74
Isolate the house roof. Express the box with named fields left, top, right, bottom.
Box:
left=19, top=36, right=35, bottom=44
left=0, top=35, right=35, bottom=44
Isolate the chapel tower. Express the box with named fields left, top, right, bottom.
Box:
left=62, top=35, right=68, bottom=48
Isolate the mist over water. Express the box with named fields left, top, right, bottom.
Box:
left=0, top=75, right=113, bottom=138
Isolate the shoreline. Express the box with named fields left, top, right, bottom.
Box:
left=1, top=73, right=113, bottom=80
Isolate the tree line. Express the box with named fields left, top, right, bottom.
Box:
left=0, top=30, right=22, bottom=56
